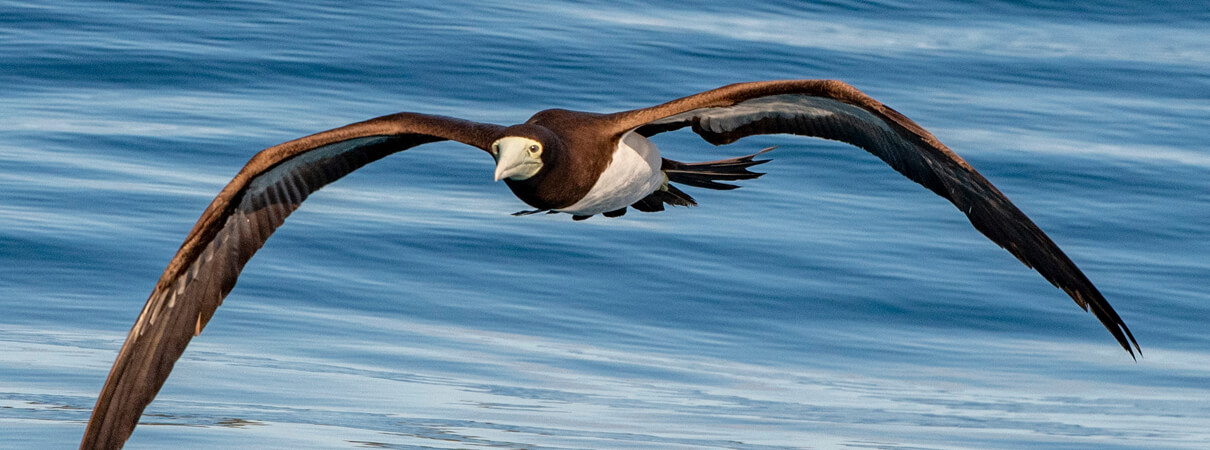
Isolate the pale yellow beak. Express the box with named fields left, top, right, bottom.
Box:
left=492, top=137, right=544, bottom=181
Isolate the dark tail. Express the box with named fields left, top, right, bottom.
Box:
left=631, top=147, right=773, bottom=213
left=662, top=146, right=773, bottom=190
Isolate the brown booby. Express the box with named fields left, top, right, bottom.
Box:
left=80, top=80, right=1139, bottom=449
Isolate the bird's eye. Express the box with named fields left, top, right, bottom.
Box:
left=528, top=144, right=540, bottom=153
left=492, top=143, right=500, bottom=154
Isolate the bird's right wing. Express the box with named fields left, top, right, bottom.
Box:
left=81, top=113, right=504, bottom=450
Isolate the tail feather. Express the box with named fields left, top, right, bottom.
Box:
left=631, top=194, right=665, bottom=212
left=631, top=147, right=773, bottom=212
left=631, top=184, right=696, bottom=212
left=658, top=184, right=697, bottom=207
left=662, top=146, right=773, bottom=190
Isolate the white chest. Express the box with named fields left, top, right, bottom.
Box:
left=558, top=131, right=663, bottom=215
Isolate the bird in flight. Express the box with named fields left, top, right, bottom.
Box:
left=81, top=80, right=1139, bottom=449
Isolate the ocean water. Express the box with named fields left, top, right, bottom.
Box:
left=2, top=1, right=1209, bottom=448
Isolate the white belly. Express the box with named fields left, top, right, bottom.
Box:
left=558, top=131, right=663, bottom=215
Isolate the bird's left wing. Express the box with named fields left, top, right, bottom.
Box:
left=604, top=80, right=1138, bottom=357
left=81, top=113, right=504, bottom=450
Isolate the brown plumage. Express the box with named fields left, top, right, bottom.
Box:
left=81, top=80, right=1138, bottom=450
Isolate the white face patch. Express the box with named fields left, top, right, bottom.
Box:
left=558, top=131, right=663, bottom=215
left=492, top=136, right=544, bottom=181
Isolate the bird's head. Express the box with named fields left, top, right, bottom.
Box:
left=490, top=124, right=561, bottom=182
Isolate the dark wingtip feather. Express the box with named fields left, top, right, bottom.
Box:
left=964, top=196, right=1139, bottom=359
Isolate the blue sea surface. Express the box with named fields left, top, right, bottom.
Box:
left=2, top=1, right=1209, bottom=448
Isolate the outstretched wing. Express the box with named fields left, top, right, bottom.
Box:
left=81, top=113, right=505, bottom=450
left=607, top=80, right=1139, bottom=357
